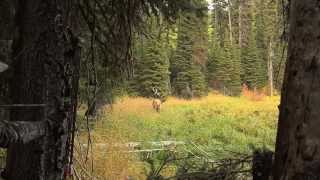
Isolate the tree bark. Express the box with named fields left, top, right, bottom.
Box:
left=0, top=0, right=15, bottom=40
left=273, top=0, right=320, bottom=179
left=268, top=40, right=274, bottom=96
left=0, top=41, right=11, bottom=121
left=5, top=1, right=80, bottom=180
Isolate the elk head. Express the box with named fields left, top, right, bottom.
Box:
left=152, top=87, right=163, bottom=112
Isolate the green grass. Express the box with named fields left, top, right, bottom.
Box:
left=94, top=93, right=279, bottom=154
left=75, top=93, right=280, bottom=179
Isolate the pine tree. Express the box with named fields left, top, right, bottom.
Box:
left=264, top=0, right=286, bottom=92
left=207, top=42, right=222, bottom=90
left=229, top=45, right=242, bottom=95
left=171, top=1, right=208, bottom=99
left=171, top=14, right=194, bottom=98
left=208, top=3, right=241, bottom=96
left=212, top=32, right=241, bottom=96
left=190, top=62, right=207, bottom=97
left=208, top=2, right=224, bottom=90
left=241, top=24, right=263, bottom=89
left=133, top=30, right=170, bottom=99
left=191, top=0, right=209, bottom=97
left=255, top=0, right=268, bottom=88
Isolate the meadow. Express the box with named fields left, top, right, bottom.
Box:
left=75, top=92, right=280, bottom=179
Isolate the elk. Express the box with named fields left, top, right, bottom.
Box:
left=152, top=87, right=163, bottom=112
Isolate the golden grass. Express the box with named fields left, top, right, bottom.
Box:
left=107, top=96, right=155, bottom=117
left=74, top=127, right=146, bottom=180
left=241, top=84, right=268, bottom=101
left=75, top=92, right=280, bottom=179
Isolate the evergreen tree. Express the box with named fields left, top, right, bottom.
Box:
left=212, top=32, right=241, bottom=95
left=208, top=3, right=224, bottom=90
left=207, top=42, right=222, bottom=90
left=255, top=0, right=268, bottom=88
left=190, top=61, right=207, bottom=97
left=171, top=0, right=208, bottom=98
left=171, top=14, right=194, bottom=98
left=228, top=45, right=242, bottom=95
left=241, top=24, right=264, bottom=89
left=265, top=0, right=286, bottom=91
left=133, top=22, right=171, bottom=99
left=239, top=0, right=279, bottom=90
left=191, top=0, right=209, bottom=97
left=208, top=3, right=241, bottom=96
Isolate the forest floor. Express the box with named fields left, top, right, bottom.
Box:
left=75, top=92, right=280, bottom=179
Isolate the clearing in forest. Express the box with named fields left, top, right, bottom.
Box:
left=75, top=93, right=279, bottom=179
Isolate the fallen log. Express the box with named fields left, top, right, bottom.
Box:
left=81, top=141, right=185, bottom=149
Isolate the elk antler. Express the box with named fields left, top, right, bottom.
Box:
left=152, top=87, right=160, bottom=97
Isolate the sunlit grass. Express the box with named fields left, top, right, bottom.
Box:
left=99, top=93, right=279, bottom=150
left=77, top=92, right=280, bottom=178
left=74, top=125, right=146, bottom=179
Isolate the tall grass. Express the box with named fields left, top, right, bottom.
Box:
left=102, top=93, right=278, bottom=149
left=76, top=92, right=280, bottom=179
left=74, top=124, right=146, bottom=179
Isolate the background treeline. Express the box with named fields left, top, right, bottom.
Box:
left=0, top=0, right=288, bottom=105
left=127, top=0, right=287, bottom=100
left=0, top=0, right=288, bottom=118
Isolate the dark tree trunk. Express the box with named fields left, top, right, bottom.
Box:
left=273, top=0, right=320, bottom=179
left=5, top=1, right=80, bottom=180
left=0, top=40, right=11, bottom=121
left=0, top=0, right=15, bottom=40
left=252, top=149, right=273, bottom=180
left=0, top=0, right=14, bottom=123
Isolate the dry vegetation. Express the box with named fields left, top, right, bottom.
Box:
left=74, top=91, right=280, bottom=179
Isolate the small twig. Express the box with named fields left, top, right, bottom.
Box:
left=74, top=157, right=96, bottom=179
left=72, top=166, right=81, bottom=180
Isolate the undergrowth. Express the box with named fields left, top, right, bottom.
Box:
left=76, top=92, right=279, bottom=179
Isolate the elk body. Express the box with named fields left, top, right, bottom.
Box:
left=152, top=99, right=162, bottom=112
left=152, top=87, right=163, bottom=112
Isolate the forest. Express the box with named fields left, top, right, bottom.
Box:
left=0, top=0, right=319, bottom=180
left=84, top=0, right=286, bottom=102
left=128, top=0, right=285, bottom=100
